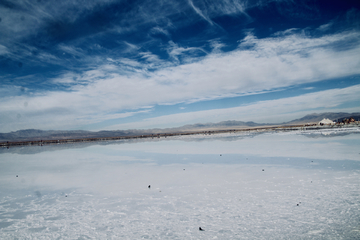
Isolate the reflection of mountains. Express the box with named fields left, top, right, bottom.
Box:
left=301, top=131, right=360, bottom=139
left=0, top=122, right=262, bottom=143
left=1, top=132, right=260, bottom=155
left=2, top=127, right=360, bottom=155
left=0, top=138, right=150, bottom=155
left=180, top=133, right=258, bottom=143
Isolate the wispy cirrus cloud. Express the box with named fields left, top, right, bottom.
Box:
left=106, top=84, right=360, bottom=130
left=1, top=28, right=360, bottom=132
left=188, top=0, right=216, bottom=26
left=1, top=1, right=360, bottom=132
left=167, top=41, right=208, bottom=63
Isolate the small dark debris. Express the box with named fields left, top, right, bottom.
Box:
left=199, top=227, right=204, bottom=231
left=183, top=169, right=185, bottom=170
left=148, top=185, right=151, bottom=189
left=220, top=154, right=222, bottom=156
left=16, top=175, right=18, bottom=177
left=262, top=169, right=264, bottom=171
left=65, top=195, right=67, bottom=197
left=297, top=204, right=299, bottom=206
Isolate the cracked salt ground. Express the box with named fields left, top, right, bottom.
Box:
left=0, top=130, right=360, bottom=239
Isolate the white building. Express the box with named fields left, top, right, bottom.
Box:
left=318, top=118, right=335, bottom=125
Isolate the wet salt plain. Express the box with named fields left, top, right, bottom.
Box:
left=1, top=128, right=360, bottom=239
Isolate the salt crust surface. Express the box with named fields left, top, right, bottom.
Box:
left=1, top=129, right=360, bottom=239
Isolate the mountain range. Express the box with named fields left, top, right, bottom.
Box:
left=1, top=112, right=359, bottom=142
left=286, top=112, right=360, bottom=124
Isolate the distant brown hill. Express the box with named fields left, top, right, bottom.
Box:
left=0, top=112, right=359, bottom=142
left=286, top=112, right=360, bottom=124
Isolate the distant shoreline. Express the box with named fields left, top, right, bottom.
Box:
left=1, top=123, right=359, bottom=148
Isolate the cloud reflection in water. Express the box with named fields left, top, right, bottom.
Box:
left=0, top=130, right=360, bottom=239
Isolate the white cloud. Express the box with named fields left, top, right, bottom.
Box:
left=51, top=72, right=78, bottom=84
left=122, top=41, right=141, bottom=53
left=1, top=30, right=360, bottom=132
left=150, top=27, right=170, bottom=37
left=188, top=0, right=215, bottom=26
left=105, top=84, right=360, bottom=130
left=0, top=44, right=9, bottom=55
left=167, top=41, right=207, bottom=62
left=317, top=22, right=333, bottom=32
left=187, top=0, right=250, bottom=25
left=209, top=0, right=247, bottom=16
left=0, top=0, right=118, bottom=43
left=58, top=44, right=85, bottom=58
left=209, top=40, right=225, bottom=53
left=118, top=58, right=142, bottom=68
left=75, top=109, right=152, bottom=123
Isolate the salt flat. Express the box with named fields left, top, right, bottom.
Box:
left=0, top=129, right=359, bottom=239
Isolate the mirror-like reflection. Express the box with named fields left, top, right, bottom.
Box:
left=1, top=129, right=360, bottom=239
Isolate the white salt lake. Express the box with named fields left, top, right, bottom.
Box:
left=1, top=128, right=360, bottom=239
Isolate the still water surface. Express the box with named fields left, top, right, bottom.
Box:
left=1, top=129, right=360, bottom=239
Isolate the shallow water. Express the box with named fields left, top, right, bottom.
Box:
left=1, top=129, right=360, bottom=239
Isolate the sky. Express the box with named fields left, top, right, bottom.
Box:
left=1, top=0, right=360, bottom=132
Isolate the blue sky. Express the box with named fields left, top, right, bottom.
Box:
left=1, top=0, right=360, bottom=132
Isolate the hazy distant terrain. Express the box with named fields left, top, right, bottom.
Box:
left=1, top=112, right=359, bottom=142
left=286, top=112, right=360, bottom=124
